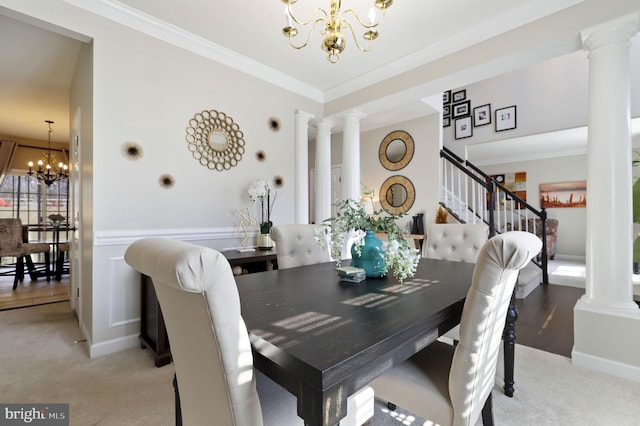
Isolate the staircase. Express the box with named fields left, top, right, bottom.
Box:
left=440, top=147, right=549, bottom=297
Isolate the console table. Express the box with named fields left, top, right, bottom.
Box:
left=138, top=248, right=277, bottom=367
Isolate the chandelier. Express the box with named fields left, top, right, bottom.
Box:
left=281, top=0, right=393, bottom=63
left=27, top=120, right=69, bottom=186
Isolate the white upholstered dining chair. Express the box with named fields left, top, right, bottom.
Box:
left=370, top=231, right=542, bottom=426
left=269, top=224, right=330, bottom=269
left=124, top=238, right=373, bottom=426
left=424, top=223, right=490, bottom=341
left=423, top=223, right=489, bottom=262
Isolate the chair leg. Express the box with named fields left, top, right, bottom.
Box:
left=25, top=255, right=38, bottom=280
left=173, top=374, right=182, bottom=426
left=481, top=392, right=494, bottom=426
left=12, top=257, right=25, bottom=290
left=44, top=252, right=51, bottom=282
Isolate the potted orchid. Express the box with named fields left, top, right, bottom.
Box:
left=248, top=179, right=278, bottom=248
left=315, top=189, right=419, bottom=282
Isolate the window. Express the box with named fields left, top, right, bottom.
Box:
left=0, top=174, right=69, bottom=225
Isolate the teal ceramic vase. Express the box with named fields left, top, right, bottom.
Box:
left=350, top=231, right=386, bottom=278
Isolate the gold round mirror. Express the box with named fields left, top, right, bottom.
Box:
left=379, top=130, right=414, bottom=171
left=186, top=109, right=245, bottom=171
left=380, top=175, right=415, bottom=215
left=208, top=129, right=229, bottom=152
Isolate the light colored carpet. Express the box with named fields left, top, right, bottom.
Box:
left=2, top=302, right=640, bottom=425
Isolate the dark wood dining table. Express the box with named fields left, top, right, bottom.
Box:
left=235, top=258, right=485, bottom=426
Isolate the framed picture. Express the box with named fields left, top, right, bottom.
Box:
left=443, top=90, right=451, bottom=104
left=540, top=181, right=587, bottom=208
left=454, top=116, right=472, bottom=139
left=443, top=105, right=451, bottom=117
left=495, top=105, right=517, bottom=131
left=452, top=89, right=466, bottom=102
left=443, top=116, right=451, bottom=127
left=473, top=104, right=491, bottom=127
left=452, top=101, right=470, bottom=118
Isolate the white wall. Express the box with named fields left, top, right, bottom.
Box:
left=481, top=155, right=587, bottom=258
left=0, top=0, right=323, bottom=356
left=359, top=115, right=441, bottom=231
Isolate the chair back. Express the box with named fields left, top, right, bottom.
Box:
left=270, top=224, right=330, bottom=269
left=0, top=218, right=24, bottom=257
left=124, top=238, right=263, bottom=426
left=424, top=223, right=489, bottom=263
left=449, top=231, right=541, bottom=425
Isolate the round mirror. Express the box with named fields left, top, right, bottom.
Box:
left=380, top=175, right=416, bottom=215
left=185, top=109, right=245, bottom=171
left=208, top=130, right=229, bottom=151
left=379, top=130, right=414, bottom=171
left=386, top=183, right=408, bottom=207
left=386, top=139, right=406, bottom=163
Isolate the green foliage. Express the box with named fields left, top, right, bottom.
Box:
left=315, top=196, right=419, bottom=282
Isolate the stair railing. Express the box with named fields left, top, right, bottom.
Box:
left=440, top=147, right=549, bottom=283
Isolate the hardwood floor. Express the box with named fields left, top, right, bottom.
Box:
left=515, top=283, right=585, bottom=358
left=0, top=274, right=69, bottom=311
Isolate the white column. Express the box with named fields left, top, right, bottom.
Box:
left=315, top=119, right=332, bottom=224
left=573, top=13, right=640, bottom=382
left=581, top=15, right=638, bottom=310
left=341, top=110, right=366, bottom=201
left=294, top=110, right=314, bottom=224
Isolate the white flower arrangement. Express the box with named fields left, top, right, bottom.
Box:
left=248, top=179, right=278, bottom=234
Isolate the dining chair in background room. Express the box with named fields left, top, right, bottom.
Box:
left=56, top=242, right=70, bottom=280
left=370, top=231, right=542, bottom=426
left=124, top=238, right=374, bottom=426
left=0, top=218, right=50, bottom=290
left=269, top=224, right=330, bottom=269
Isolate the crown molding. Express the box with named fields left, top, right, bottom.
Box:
left=63, top=0, right=324, bottom=103
left=324, top=0, right=586, bottom=102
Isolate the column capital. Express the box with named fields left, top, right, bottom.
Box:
left=313, top=118, right=335, bottom=132
left=295, top=110, right=315, bottom=125
left=581, top=12, right=639, bottom=52
left=342, top=110, right=367, bottom=123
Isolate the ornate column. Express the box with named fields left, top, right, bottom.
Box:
left=341, top=110, right=366, bottom=201
left=294, top=110, right=314, bottom=224
left=573, top=13, right=640, bottom=380
left=315, top=119, right=333, bottom=224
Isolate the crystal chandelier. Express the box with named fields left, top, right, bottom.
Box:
left=281, top=0, right=393, bottom=63
left=27, top=120, right=69, bottom=186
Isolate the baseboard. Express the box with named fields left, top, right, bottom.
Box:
left=572, top=349, right=640, bottom=384
left=554, top=254, right=586, bottom=262
left=88, top=333, right=139, bottom=358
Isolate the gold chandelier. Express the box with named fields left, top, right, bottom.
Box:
left=27, top=120, right=69, bottom=186
left=281, top=0, right=393, bottom=63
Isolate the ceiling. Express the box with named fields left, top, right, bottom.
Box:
left=0, top=0, right=590, bottom=143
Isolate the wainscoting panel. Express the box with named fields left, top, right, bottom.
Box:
left=108, top=256, right=140, bottom=328
left=89, top=226, right=248, bottom=358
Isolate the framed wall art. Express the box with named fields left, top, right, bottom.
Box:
left=452, top=89, right=466, bottom=103
left=540, top=181, right=587, bottom=208
left=443, top=90, right=451, bottom=104
left=452, top=101, right=470, bottom=118
left=454, top=116, right=472, bottom=139
left=473, top=104, right=491, bottom=127
left=443, top=116, right=451, bottom=127
left=495, top=105, right=517, bottom=131
left=443, top=104, right=451, bottom=117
